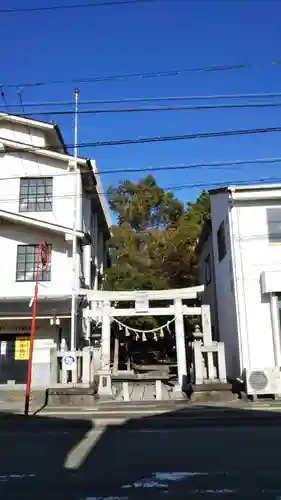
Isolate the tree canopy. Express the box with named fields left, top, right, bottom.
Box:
left=103, top=175, right=210, bottom=292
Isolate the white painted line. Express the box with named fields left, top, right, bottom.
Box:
left=122, top=471, right=208, bottom=489
left=155, top=472, right=207, bottom=481
left=64, top=428, right=105, bottom=470
left=126, top=428, right=241, bottom=433
left=40, top=409, right=169, bottom=415
left=192, top=490, right=235, bottom=494
left=0, top=473, right=36, bottom=482
left=251, top=407, right=281, bottom=411
left=81, top=497, right=128, bottom=500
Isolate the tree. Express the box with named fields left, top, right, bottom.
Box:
left=103, top=177, right=210, bottom=292
left=165, top=190, right=210, bottom=286
left=107, top=175, right=183, bottom=231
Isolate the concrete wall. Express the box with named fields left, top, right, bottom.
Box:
left=207, top=190, right=281, bottom=377
left=0, top=224, right=74, bottom=298
left=0, top=122, right=109, bottom=296
left=0, top=122, right=47, bottom=148
left=230, top=199, right=281, bottom=372
left=0, top=318, right=66, bottom=388
left=0, top=151, right=78, bottom=229
left=197, top=230, right=219, bottom=340
left=0, top=119, right=110, bottom=385
left=210, top=193, right=240, bottom=378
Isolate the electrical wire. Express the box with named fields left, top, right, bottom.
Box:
left=2, top=125, right=281, bottom=151
left=0, top=176, right=280, bottom=205
left=98, top=157, right=281, bottom=175
left=0, top=0, right=180, bottom=14
left=2, top=59, right=281, bottom=88
left=0, top=88, right=9, bottom=112
left=0, top=156, right=280, bottom=180
left=2, top=92, right=281, bottom=108
left=6, top=101, right=281, bottom=117
left=65, top=126, right=281, bottom=148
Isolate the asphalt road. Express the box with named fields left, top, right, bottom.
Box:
left=1, top=406, right=281, bottom=499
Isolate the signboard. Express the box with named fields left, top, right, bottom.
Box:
left=40, top=241, right=50, bottom=269
left=15, top=337, right=30, bottom=361
left=135, top=292, right=149, bottom=313
left=62, top=351, right=76, bottom=372
left=0, top=341, right=7, bottom=356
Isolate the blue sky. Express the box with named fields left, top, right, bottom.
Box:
left=1, top=0, right=281, bottom=210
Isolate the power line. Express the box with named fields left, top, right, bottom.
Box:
left=0, top=156, right=281, bottom=181
left=70, top=126, right=281, bottom=148
left=0, top=0, right=179, bottom=14
left=102, top=157, right=281, bottom=175
left=8, top=101, right=281, bottom=117
left=0, top=176, right=279, bottom=205
left=2, top=59, right=281, bottom=88
left=2, top=92, right=281, bottom=108
left=2, top=126, right=281, bottom=151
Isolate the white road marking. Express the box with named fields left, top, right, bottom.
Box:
left=193, top=490, right=236, bottom=494
left=64, top=428, right=105, bottom=470
left=0, top=473, right=36, bottom=482
left=81, top=497, right=128, bottom=500
left=122, top=471, right=208, bottom=489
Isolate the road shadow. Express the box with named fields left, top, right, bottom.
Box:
left=0, top=410, right=93, bottom=500
left=2, top=402, right=281, bottom=499
left=75, top=401, right=281, bottom=498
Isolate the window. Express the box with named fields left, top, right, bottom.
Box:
left=217, top=221, right=226, bottom=262
left=19, top=177, right=53, bottom=212
left=267, top=208, right=281, bottom=244
left=16, top=245, right=51, bottom=282
left=204, top=254, right=212, bottom=285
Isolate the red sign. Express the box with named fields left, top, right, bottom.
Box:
left=40, top=242, right=49, bottom=269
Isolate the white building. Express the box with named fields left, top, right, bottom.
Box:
left=0, top=113, right=111, bottom=386
left=197, top=183, right=281, bottom=382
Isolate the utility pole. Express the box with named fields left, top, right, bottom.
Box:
left=70, top=88, right=79, bottom=352
left=25, top=241, right=50, bottom=416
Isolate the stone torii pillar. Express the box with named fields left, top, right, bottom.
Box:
left=98, top=300, right=113, bottom=396
left=174, top=298, right=188, bottom=392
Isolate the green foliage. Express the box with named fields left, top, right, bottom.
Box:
left=107, top=175, right=184, bottom=231
left=103, top=176, right=210, bottom=293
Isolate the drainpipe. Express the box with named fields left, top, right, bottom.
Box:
left=269, top=293, right=281, bottom=369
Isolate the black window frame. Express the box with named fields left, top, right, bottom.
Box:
left=217, top=221, right=227, bottom=262
left=16, top=244, right=52, bottom=282
left=267, top=208, right=281, bottom=244
left=19, top=177, right=53, bottom=212
left=204, top=254, right=212, bottom=285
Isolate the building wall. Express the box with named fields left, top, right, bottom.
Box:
left=0, top=119, right=110, bottom=385
left=210, top=193, right=240, bottom=378
left=0, top=122, right=47, bottom=148
left=197, top=231, right=219, bottom=340
left=0, top=123, right=109, bottom=293
left=230, top=198, right=281, bottom=372
left=0, top=223, right=74, bottom=299
left=0, top=151, right=78, bottom=229
left=0, top=318, right=70, bottom=388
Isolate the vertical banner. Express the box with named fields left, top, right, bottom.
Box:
left=0, top=341, right=7, bottom=356
left=15, top=337, right=30, bottom=361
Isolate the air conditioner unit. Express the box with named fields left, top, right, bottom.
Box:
left=245, top=367, right=281, bottom=396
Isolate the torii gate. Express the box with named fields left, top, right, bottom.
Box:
left=83, top=286, right=224, bottom=396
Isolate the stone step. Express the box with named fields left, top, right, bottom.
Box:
left=191, top=383, right=234, bottom=402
